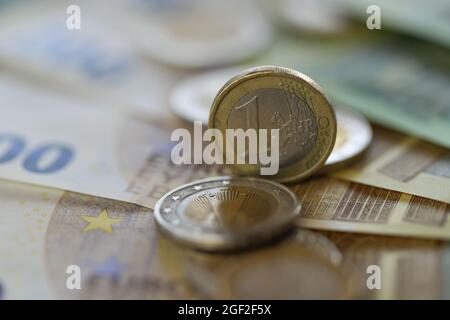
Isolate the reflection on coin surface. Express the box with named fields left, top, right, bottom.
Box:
left=154, top=176, right=301, bottom=251
left=184, top=230, right=353, bottom=299
left=209, top=66, right=336, bottom=183
left=324, top=108, right=372, bottom=170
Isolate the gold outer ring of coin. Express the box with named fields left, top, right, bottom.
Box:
left=208, top=66, right=336, bottom=183
left=154, top=176, right=301, bottom=252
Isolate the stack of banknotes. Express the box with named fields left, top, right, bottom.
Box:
left=0, top=0, right=449, bottom=299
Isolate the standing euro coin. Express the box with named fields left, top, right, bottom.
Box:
left=208, top=66, right=337, bottom=183
left=154, top=176, right=301, bottom=251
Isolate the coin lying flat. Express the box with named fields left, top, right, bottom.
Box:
left=105, top=0, right=272, bottom=68
left=154, top=176, right=301, bottom=251
left=324, top=108, right=372, bottom=170
left=208, top=66, right=336, bottom=183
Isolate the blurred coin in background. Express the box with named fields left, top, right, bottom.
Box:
left=100, top=0, right=273, bottom=68
left=154, top=176, right=301, bottom=251
left=264, top=0, right=349, bottom=34
left=170, top=67, right=242, bottom=124
left=323, top=108, right=372, bottom=170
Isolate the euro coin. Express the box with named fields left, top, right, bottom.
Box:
left=105, top=0, right=272, bottom=68
left=208, top=66, right=337, bottom=183
left=154, top=176, right=301, bottom=251
left=323, top=108, right=372, bottom=170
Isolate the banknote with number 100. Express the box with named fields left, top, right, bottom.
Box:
left=0, top=76, right=223, bottom=209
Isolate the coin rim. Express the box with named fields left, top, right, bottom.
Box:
left=154, top=176, right=301, bottom=251
left=322, top=107, right=373, bottom=171
left=208, top=65, right=336, bottom=183
left=170, top=67, right=244, bottom=124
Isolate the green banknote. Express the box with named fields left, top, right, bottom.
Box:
left=258, top=31, right=450, bottom=148
left=336, top=0, right=450, bottom=49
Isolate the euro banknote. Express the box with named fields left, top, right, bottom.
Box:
left=323, top=231, right=450, bottom=300
left=0, top=179, right=201, bottom=299
left=258, top=31, right=450, bottom=148
left=0, top=0, right=182, bottom=118
left=334, top=125, right=450, bottom=204
left=1, top=177, right=449, bottom=299
left=2, top=76, right=449, bottom=243
left=336, top=0, right=450, bottom=48
left=294, top=176, right=450, bottom=240
left=0, top=76, right=223, bottom=209
left=181, top=229, right=450, bottom=299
